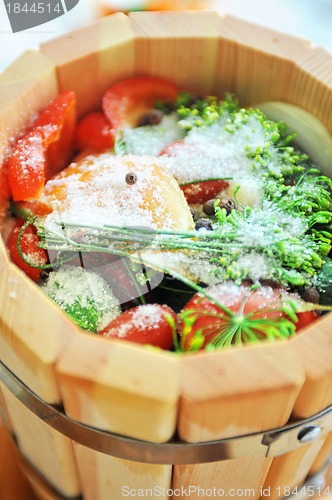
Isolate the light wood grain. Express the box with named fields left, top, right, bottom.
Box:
left=0, top=50, right=58, bottom=164
left=0, top=419, right=36, bottom=500
left=0, top=263, right=77, bottom=403
left=178, top=341, right=305, bottom=442
left=16, top=454, right=64, bottom=500
left=262, top=441, right=324, bottom=500
left=73, top=442, right=172, bottom=500
left=56, top=333, right=180, bottom=443
left=290, top=47, right=332, bottom=136
left=0, top=381, right=13, bottom=433
left=310, top=432, right=332, bottom=474
left=1, top=384, right=81, bottom=498
left=174, top=457, right=272, bottom=500
left=290, top=315, right=332, bottom=418
left=130, top=10, right=220, bottom=96
left=41, top=13, right=135, bottom=117
left=213, top=14, right=312, bottom=104
left=176, top=340, right=305, bottom=499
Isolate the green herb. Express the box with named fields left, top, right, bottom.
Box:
left=42, top=267, right=120, bottom=333
left=114, top=131, right=128, bottom=156
left=180, top=305, right=296, bottom=351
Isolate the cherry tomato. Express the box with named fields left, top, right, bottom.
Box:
left=99, top=303, right=176, bottom=350
left=74, top=111, right=115, bottom=152
left=160, top=140, right=229, bottom=204
left=6, top=218, right=48, bottom=282
left=180, top=283, right=317, bottom=351
left=295, top=310, right=318, bottom=332
left=102, top=76, right=180, bottom=130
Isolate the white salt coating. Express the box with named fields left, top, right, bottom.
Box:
left=14, top=134, right=43, bottom=179
left=231, top=252, right=275, bottom=283
left=156, top=115, right=282, bottom=207
left=43, top=266, right=120, bottom=330
left=110, top=304, right=164, bottom=338
left=42, top=153, right=187, bottom=237
left=226, top=178, right=262, bottom=208
left=122, top=114, right=185, bottom=156
left=206, top=282, right=293, bottom=306
left=20, top=232, right=45, bottom=266
left=234, top=204, right=307, bottom=248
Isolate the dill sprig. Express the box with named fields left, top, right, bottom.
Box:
left=18, top=196, right=330, bottom=290
left=180, top=303, right=297, bottom=352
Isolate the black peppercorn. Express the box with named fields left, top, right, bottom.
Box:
left=125, top=172, right=138, bottom=185
left=302, top=286, right=320, bottom=304
left=195, top=218, right=213, bottom=231
left=137, top=109, right=163, bottom=127
left=203, top=198, right=216, bottom=216
left=219, top=197, right=236, bottom=215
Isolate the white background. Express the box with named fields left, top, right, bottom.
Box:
left=0, top=0, right=332, bottom=72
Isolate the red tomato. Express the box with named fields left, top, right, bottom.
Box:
left=0, top=161, right=11, bottom=205
left=34, top=90, right=77, bottom=178
left=102, top=76, right=180, bottom=130
left=8, top=130, right=46, bottom=201
left=295, top=311, right=317, bottom=332
left=99, top=303, right=176, bottom=350
left=181, top=180, right=229, bottom=205
left=6, top=218, right=48, bottom=282
left=74, top=112, right=115, bottom=151
left=180, top=283, right=317, bottom=351
left=160, top=140, right=229, bottom=204
left=7, top=91, right=77, bottom=201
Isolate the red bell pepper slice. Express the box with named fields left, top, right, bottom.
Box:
left=7, top=130, right=45, bottom=201
left=7, top=91, right=77, bottom=201
left=34, top=90, right=77, bottom=178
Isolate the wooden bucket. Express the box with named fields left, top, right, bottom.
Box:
left=0, top=10, right=332, bottom=500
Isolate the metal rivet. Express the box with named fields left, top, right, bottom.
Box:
left=297, top=426, right=322, bottom=443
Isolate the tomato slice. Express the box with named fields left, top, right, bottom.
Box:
left=34, top=90, right=77, bottom=178
left=181, top=180, right=229, bottom=205
left=74, top=111, right=115, bottom=151
left=6, top=218, right=48, bottom=282
left=102, top=76, right=180, bottom=130
left=99, top=303, right=176, bottom=350
left=180, top=284, right=317, bottom=351
left=8, top=130, right=46, bottom=201
left=295, top=310, right=318, bottom=331
left=160, top=140, right=229, bottom=204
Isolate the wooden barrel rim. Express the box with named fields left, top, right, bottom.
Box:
left=1, top=359, right=331, bottom=465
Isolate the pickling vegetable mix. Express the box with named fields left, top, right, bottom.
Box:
left=3, top=76, right=332, bottom=352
